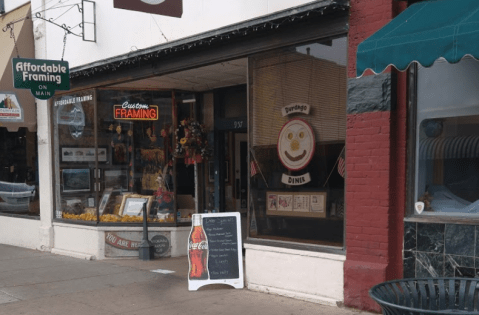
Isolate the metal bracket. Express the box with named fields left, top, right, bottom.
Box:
left=2, top=16, right=30, bottom=57
left=33, top=1, right=96, bottom=42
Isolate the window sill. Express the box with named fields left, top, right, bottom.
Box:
left=244, top=237, right=345, bottom=256
left=52, top=218, right=190, bottom=228
left=0, top=212, right=40, bottom=220
left=405, top=214, right=479, bottom=225
left=53, top=220, right=191, bottom=231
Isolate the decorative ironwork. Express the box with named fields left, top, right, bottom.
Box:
left=33, top=1, right=96, bottom=42
left=34, top=9, right=83, bottom=38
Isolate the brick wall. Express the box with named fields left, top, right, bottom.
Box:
left=344, top=0, right=407, bottom=312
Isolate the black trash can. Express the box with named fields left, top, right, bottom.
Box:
left=369, top=278, right=479, bottom=314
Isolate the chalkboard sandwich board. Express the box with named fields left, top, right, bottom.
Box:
left=187, top=212, right=244, bottom=291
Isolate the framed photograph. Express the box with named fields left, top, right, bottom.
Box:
left=61, top=147, right=107, bottom=163
left=99, top=188, right=113, bottom=215
left=119, top=194, right=154, bottom=216
left=62, top=169, right=91, bottom=193
left=104, top=169, right=128, bottom=190
left=208, top=161, right=229, bottom=183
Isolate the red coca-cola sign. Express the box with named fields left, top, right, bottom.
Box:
left=188, top=215, right=209, bottom=281
left=114, top=0, right=183, bottom=18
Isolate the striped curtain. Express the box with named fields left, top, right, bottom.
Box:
left=419, top=135, right=479, bottom=159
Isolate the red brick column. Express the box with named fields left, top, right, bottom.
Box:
left=344, top=1, right=407, bottom=312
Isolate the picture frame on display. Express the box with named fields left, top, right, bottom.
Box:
left=119, top=194, right=154, bottom=216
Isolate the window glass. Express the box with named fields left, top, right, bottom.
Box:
left=248, top=36, right=347, bottom=246
left=53, top=91, right=97, bottom=220
left=0, top=127, right=39, bottom=216
left=53, top=90, right=183, bottom=223
left=415, top=58, right=479, bottom=215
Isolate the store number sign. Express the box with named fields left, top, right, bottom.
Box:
left=12, top=58, right=70, bottom=100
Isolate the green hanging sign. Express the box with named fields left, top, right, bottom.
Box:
left=12, top=58, right=70, bottom=100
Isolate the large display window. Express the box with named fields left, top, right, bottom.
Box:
left=412, top=58, right=479, bottom=216
left=248, top=37, right=347, bottom=247
left=53, top=89, right=206, bottom=224
left=0, top=127, right=39, bottom=217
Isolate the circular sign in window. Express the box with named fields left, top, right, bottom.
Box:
left=277, top=118, right=315, bottom=171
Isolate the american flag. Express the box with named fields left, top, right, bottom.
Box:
left=250, top=160, right=259, bottom=177
left=338, top=150, right=345, bottom=178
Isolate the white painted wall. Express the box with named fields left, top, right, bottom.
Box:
left=53, top=223, right=104, bottom=259
left=170, top=227, right=190, bottom=257
left=0, top=217, right=41, bottom=249
left=52, top=223, right=190, bottom=260
left=245, top=244, right=345, bottom=305
left=29, top=0, right=318, bottom=67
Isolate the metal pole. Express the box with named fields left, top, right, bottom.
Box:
left=139, top=202, right=154, bottom=260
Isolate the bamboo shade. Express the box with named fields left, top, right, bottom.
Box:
left=251, top=50, right=346, bottom=147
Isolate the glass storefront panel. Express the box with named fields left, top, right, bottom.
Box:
left=414, top=58, right=479, bottom=216
left=53, top=90, right=97, bottom=221
left=0, top=127, right=39, bottom=216
left=97, top=90, right=175, bottom=223
left=248, top=37, right=347, bottom=246
left=53, top=89, right=203, bottom=224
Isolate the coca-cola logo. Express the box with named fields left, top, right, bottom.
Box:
left=189, top=240, right=208, bottom=250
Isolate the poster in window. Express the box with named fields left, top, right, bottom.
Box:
left=277, top=195, right=293, bottom=211
left=293, top=195, right=310, bottom=212
left=267, top=192, right=278, bottom=211
left=310, top=193, right=325, bottom=212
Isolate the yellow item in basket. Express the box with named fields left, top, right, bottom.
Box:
left=100, top=214, right=121, bottom=222
left=63, top=212, right=165, bottom=223
left=84, top=207, right=96, bottom=214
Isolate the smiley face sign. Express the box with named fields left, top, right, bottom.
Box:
left=277, top=118, right=315, bottom=171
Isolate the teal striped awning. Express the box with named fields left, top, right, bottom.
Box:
left=356, top=0, right=479, bottom=77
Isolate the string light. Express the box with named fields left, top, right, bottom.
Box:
left=70, top=2, right=348, bottom=79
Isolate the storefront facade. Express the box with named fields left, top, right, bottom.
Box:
left=0, top=0, right=353, bottom=305
left=5, top=0, right=462, bottom=312
left=351, top=0, right=479, bottom=312
left=51, top=0, right=350, bottom=303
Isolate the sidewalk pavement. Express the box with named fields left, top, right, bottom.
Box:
left=0, top=244, right=376, bottom=315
